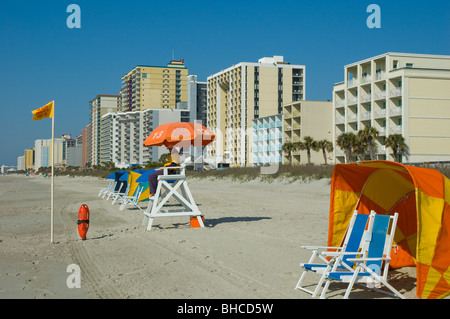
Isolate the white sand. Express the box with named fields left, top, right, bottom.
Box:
left=0, top=174, right=417, bottom=299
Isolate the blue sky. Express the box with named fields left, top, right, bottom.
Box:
left=0, top=0, right=449, bottom=166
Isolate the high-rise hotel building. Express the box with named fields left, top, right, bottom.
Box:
left=120, top=59, right=188, bottom=112
left=89, top=94, right=119, bottom=166
left=333, top=52, right=450, bottom=163
left=207, top=56, right=305, bottom=167
left=100, top=109, right=183, bottom=167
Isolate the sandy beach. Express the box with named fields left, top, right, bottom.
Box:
left=0, top=174, right=418, bottom=299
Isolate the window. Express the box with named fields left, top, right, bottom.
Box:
left=393, top=60, right=398, bottom=69
left=406, top=63, right=413, bottom=68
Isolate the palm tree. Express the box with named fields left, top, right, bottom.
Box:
left=359, top=127, right=380, bottom=160
left=355, top=130, right=369, bottom=161
left=313, top=139, right=334, bottom=165
left=297, top=136, right=315, bottom=164
left=336, top=132, right=357, bottom=163
left=385, top=134, right=407, bottom=162
left=282, top=141, right=296, bottom=165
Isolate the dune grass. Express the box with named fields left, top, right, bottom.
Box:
left=187, top=162, right=450, bottom=183
left=187, top=164, right=335, bottom=182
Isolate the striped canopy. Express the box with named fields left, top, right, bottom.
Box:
left=328, top=160, right=450, bottom=299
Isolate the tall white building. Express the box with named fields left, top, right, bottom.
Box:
left=187, top=74, right=208, bottom=126
left=90, top=94, right=119, bottom=166
left=34, top=139, right=51, bottom=170
left=333, top=52, right=450, bottom=163
left=100, top=108, right=184, bottom=167
left=17, top=156, right=25, bottom=171
left=207, top=55, right=305, bottom=167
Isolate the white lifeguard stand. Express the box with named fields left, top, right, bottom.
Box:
left=142, top=165, right=204, bottom=231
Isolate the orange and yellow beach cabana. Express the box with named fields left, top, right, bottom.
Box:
left=328, top=160, right=450, bottom=299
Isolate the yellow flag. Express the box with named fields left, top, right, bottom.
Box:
left=32, top=101, right=54, bottom=121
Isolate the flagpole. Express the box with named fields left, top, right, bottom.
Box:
left=51, top=101, right=55, bottom=244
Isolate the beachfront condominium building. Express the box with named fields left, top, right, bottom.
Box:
left=100, top=108, right=183, bottom=167
left=207, top=56, right=306, bottom=167
left=17, top=156, right=25, bottom=171
left=251, top=114, right=283, bottom=165
left=119, top=59, right=188, bottom=112
left=333, top=52, right=450, bottom=163
left=34, top=139, right=51, bottom=170
left=283, top=101, right=333, bottom=165
left=89, top=94, right=119, bottom=166
left=24, top=148, right=34, bottom=170
left=81, top=124, right=91, bottom=167
left=187, top=74, right=208, bottom=126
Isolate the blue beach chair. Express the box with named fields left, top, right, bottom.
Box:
left=295, top=211, right=375, bottom=297
left=319, top=212, right=404, bottom=299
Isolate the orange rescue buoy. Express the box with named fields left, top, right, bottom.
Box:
left=77, top=204, right=90, bottom=240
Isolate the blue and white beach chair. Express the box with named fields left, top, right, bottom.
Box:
left=119, top=185, right=145, bottom=211
left=319, top=212, right=404, bottom=299
left=295, top=211, right=375, bottom=297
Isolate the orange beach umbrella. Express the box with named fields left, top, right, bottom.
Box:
left=143, top=122, right=215, bottom=148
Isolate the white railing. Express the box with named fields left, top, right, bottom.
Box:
left=390, top=126, right=402, bottom=134
left=347, top=97, right=357, bottom=105
left=390, top=88, right=402, bottom=97
left=374, top=91, right=386, bottom=100
left=336, top=115, right=345, bottom=124
left=348, top=79, right=358, bottom=87
left=389, top=107, right=402, bottom=117
left=361, top=94, right=372, bottom=103
left=375, top=72, right=385, bottom=81
left=374, top=109, right=386, bottom=118
left=336, top=100, right=345, bottom=107
left=361, top=111, right=371, bottom=121
left=348, top=114, right=357, bottom=122
left=361, top=76, right=371, bottom=84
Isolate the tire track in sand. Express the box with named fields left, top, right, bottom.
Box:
left=58, top=194, right=124, bottom=299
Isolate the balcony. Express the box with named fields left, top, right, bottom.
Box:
left=374, top=91, right=386, bottom=100
left=361, top=111, right=371, bottom=121
left=389, top=107, right=402, bottom=117
left=347, top=79, right=358, bottom=87
left=378, top=127, right=386, bottom=136
left=335, top=149, right=345, bottom=157
left=374, top=109, right=386, bottom=118
left=335, top=115, right=345, bottom=124
left=360, top=75, right=372, bottom=84
left=374, top=72, right=385, bottom=81
left=361, top=94, right=371, bottom=103
left=348, top=114, right=357, bottom=123
left=347, top=97, right=357, bottom=106
left=390, top=126, right=402, bottom=135
left=336, top=100, right=345, bottom=108
left=390, top=88, right=402, bottom=97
